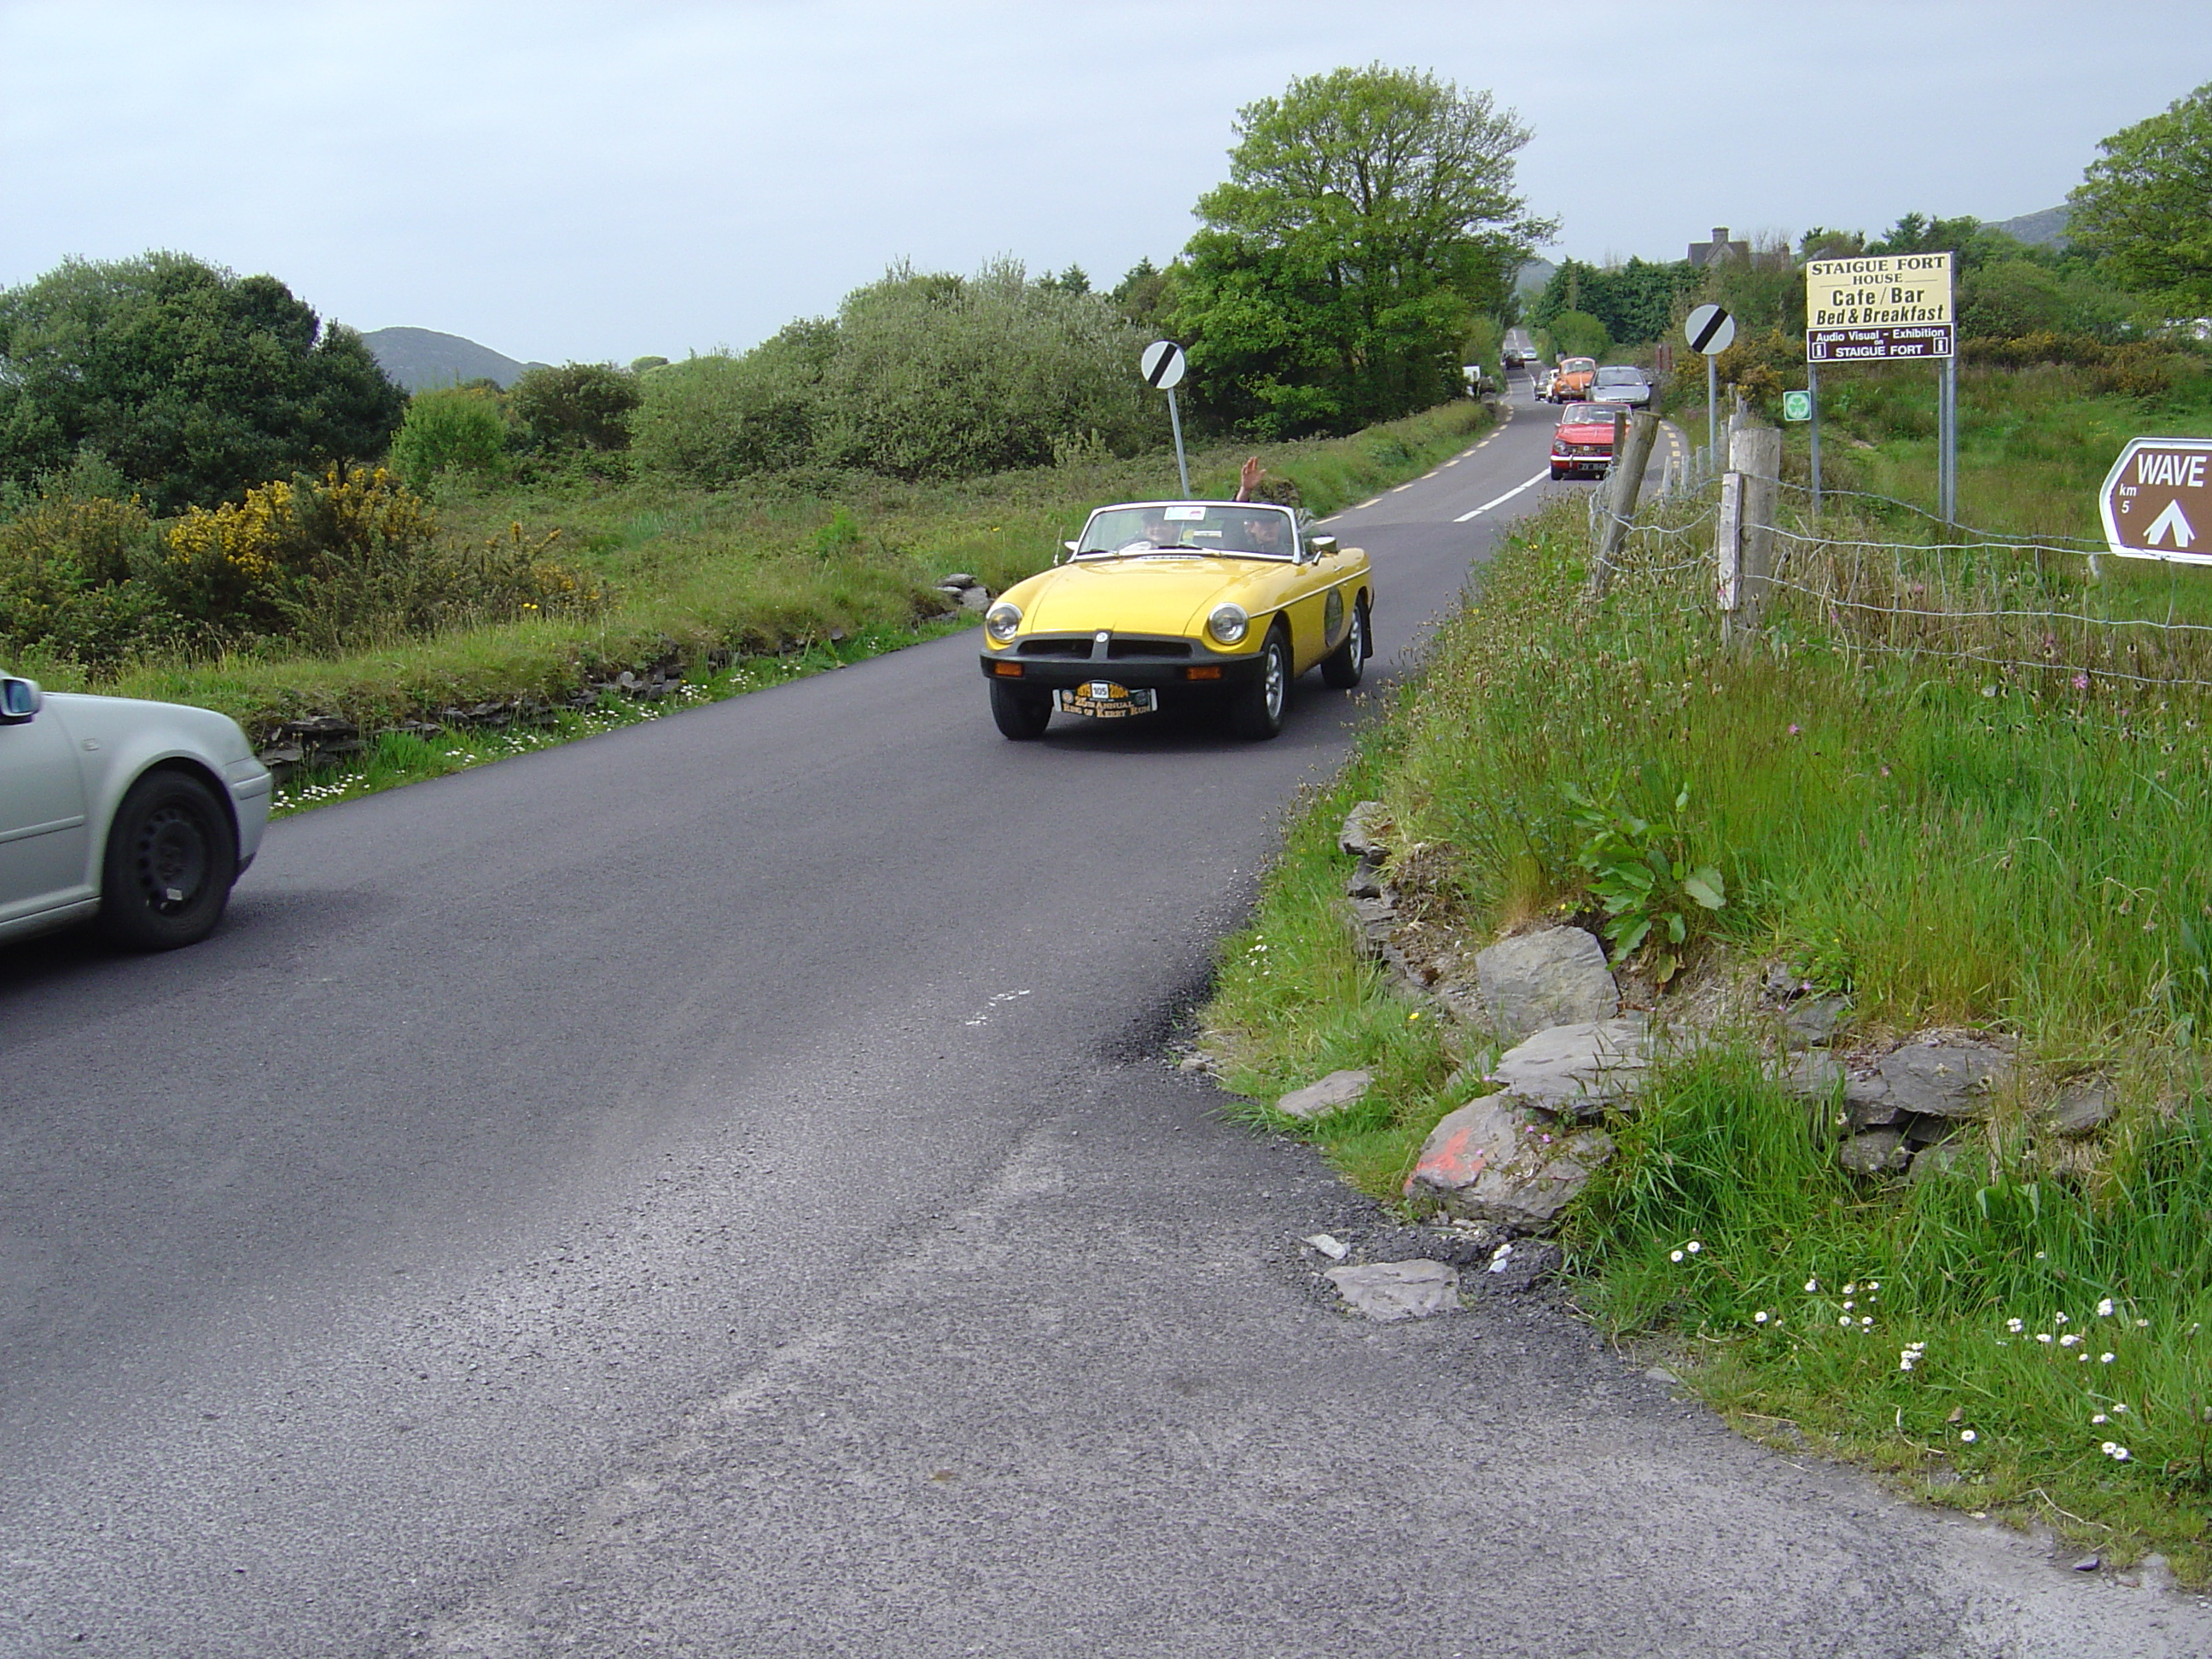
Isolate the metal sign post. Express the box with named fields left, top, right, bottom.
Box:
left=1140, top=341, right=1190, bottom=495
left=1685, top=304, right=1736, bottom=459
left=1805, top=253, right=1956, bottom=521
left=1789, top=372, right=1822, bottom=515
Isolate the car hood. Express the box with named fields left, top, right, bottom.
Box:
left=1006, top=556, right=1296, bottom=639
left=1556, top=421, right=1620, bottom=442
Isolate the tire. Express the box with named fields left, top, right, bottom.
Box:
left=98, top=770, right=237, bottom=951
left=1229, top=626, right=1291, bottom=741
left=990, top=679, right=1053, bottom=740
left=1320, top=597, right=1368, bottom=690
left=1550, top=465, right=1565, bottom=480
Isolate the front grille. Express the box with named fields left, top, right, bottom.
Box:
left=1108, top=637, right=1191, bottom=660
left=1018, top=637, right=1094, bottom=658
left=1017, top=634, right=1194, bottom=660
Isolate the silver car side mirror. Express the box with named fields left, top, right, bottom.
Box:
left=1307, top=535, right=1337, bottom=560
left=0, top=676, right=43, bottom=725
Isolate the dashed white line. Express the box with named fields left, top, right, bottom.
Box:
left=1453, top=468, right=1551, bottom=523
left=1355, top=497, right=1382, bottom=509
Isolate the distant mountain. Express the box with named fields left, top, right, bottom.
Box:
left=1991, top=206, right=2070, bottom=248
left=1516, top=259, right=1557, bottom=295
left=362, top=327, right=546, bottom=392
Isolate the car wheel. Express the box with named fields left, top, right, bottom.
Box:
left=1320, top=597, right=1368, bottom=690
left=98, top=770, right=236, bottom=951
left=990, top=680, right=1053, bottom=740
left=1229, top=626, right=1290, bottom=741
left=1550, top=465, right=1565, bottom=480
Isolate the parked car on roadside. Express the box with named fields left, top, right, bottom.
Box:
left=0, top=672, right=271, bottom=949
left=1592, top=365, right=1653, bottom=408
left=977, top=499, right=1373, bottom=742
left=1551, top=403, right=1631, bottom=481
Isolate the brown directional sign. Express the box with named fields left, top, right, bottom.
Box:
left=2099, top=436, right=2212, bottom=565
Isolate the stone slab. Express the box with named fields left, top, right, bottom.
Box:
left=1323, top=1260, right=1460, bottom=1322
left=1277, top=1068, right=1372, bottom=1121
left=1491, top=1016, right=1650, bottom=1120
left=1471, top=927, right=1620, bottom=1041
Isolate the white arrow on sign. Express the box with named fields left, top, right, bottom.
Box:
left=2146, top=498, right=2196, bottom=549
left=1139, top=340, right=1186, bottom=391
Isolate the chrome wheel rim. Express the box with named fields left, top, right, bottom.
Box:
left=1263, top=642, right=1286, bottom=720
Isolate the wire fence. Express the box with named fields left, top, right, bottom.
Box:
left=1588, top=439, right=2212, bottom=709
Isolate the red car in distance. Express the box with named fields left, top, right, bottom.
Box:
left=1550, top=402, right=1628, bottom=481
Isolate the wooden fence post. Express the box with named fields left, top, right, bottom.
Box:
left=1589, top=410, right=1662, bottom=598
left=1716, top=470, right=1743, bottom=647
left=1729, top=424, right=1782, bottom=651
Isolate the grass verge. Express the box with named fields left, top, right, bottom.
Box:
left=1202, top=476, right=2212, bottom=1580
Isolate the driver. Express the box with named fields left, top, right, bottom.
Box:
left=1233, top=457, right=1290, bottom=555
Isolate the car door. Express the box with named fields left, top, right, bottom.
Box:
left=0, top=696, right=93, bottom=923
left=1278, top=538, right=1353, bottom=672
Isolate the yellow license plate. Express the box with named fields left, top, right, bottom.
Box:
left=1057, top=681, right=1157, bottom=718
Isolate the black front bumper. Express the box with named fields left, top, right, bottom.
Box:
left=980, top=632, right=1266, bottom=697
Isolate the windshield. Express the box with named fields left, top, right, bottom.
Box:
left=1594, top=367, right=1644, bottom=385
left=1075, top=503, right=1298, bottom=559
left=1560, top=358, right=1597, bottom=374
left=1559, top=404, right=1622, bottom=425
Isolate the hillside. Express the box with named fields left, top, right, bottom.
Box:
left=1989, top=204, right=2069, bottom=247
left=362, top=326, right=544, bottom=391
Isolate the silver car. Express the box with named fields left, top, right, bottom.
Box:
left=1, top=672, right=271, bottom=949
left=1592, top=365, right=1652, bottom=408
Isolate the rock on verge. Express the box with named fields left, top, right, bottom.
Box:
left=1338, top=800, right=1390, bottom=860
left=1277, top=1068, right=1372, bottom=1121
left=1323, top=1260, right=1459, bottom=1321
left=1876, top=1041, right=2011, bottom=1120
left=1490, top=1016, right=1651, bottom=1121
left=1403, top=1095, right=1616, bottom=1232
left=1469, top=927, right=1620, bottom=1041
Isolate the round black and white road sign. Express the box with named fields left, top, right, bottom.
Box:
left=1685, top=305, right=1736, bottom=356
left=1140, top=340, right=1187, bottom=390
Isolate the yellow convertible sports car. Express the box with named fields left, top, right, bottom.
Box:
left=978, top=498, right=1373, bottom=741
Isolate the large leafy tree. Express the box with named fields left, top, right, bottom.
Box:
left=0, top=252, right=405, bottom=513
left=1174, top=64, right=1553, bottom=436
left=2069, top=82, right=2212, bottom=317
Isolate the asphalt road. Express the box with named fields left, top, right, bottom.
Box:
left=3, top=386, right=2204, bottom=1658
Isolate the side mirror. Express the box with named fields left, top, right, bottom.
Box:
left=1306, top=535, right=1337, bottom=560
left=0, top=676, right=43, bottom=725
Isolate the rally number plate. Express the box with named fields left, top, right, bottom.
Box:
left=1056, top=681, right=1157, bottom=719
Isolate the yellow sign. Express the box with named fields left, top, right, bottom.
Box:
left=1805, top=253, right=1953, bottom=329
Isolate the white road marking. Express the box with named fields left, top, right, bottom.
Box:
left=1390, top=481, right=1416, bottom=492
left=1454, top=468, right=1551, bottom=523
left=1355, top=497, right=1382, bottom=509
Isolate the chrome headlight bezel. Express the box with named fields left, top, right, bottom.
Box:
left=984, top=601, right=1022, bottom=644
left=1207, top=602, right=1249, bottom=646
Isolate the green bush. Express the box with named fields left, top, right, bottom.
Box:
left=388, top=387, right=509, bottom=492
left=631, top=321, right=835, bottom=485
left=1546, top=309, right=1611, bottom=361
left=0, top=480, right=178, bottom=671
left=510, top=362, right=640, bottom=452
left=632, top=265, right=1163, bottom=485
left=814, top=260, right=1161, bottom=479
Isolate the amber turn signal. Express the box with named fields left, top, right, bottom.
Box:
left=992, top=661, right=1024, bottom=677
left=1185, top=666, right=1223, bottom=681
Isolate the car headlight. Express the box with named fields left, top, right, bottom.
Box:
left=1206, top=603, right=1249, bottom=646
left=985, top=601, right=1022, bottom=643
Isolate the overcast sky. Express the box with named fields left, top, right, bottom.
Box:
left=3, top=1, right=2203, bottom=366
